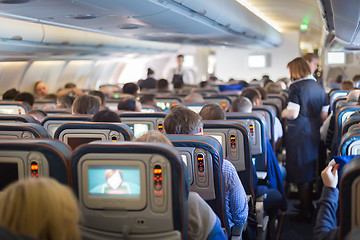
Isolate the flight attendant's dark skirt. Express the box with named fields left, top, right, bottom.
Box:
left=285, top=116, right=320, bottom=184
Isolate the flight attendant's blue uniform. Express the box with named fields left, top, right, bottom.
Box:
left=286, top=76, right=328, bottom=183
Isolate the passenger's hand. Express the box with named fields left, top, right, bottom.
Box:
left=321, top=162, right=339, bottom=188
left=72, top=88, right=83, bottom=96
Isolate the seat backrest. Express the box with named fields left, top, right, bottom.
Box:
left=339, top=156, right=360, bottom=238
left=105, top=99, right=120, bottom=111
left=339, top=129, right=360, bottom=156
left=262, top=99, right=280, bottom=119
left=70, top=141, right=188, bottom=240
left=0, top=139, right=71, bottom=188
left=252, top=105, right=276, bottom=147
left=42, top=109, right=72, bottom=115
left=0, top=101, right=31, bottom=114
left=226, top=112, right=267, bottom=172
left=165, top=134, right=230, bottom=237
left=267, top=94, right=286, bottom=111
left=41, top=114, right=92, bottom=137
left=141, top=105, right=161, bottom=113
left=333, top=97, right=348, bottom=113
left=33, top=100, right=57, bottom=110
left=0, top=123, right=50, bottom=139
left=155, top=97, right=182, bottom=112
left=336, top=106, right=360, bottom=143
left=342, top=114, right=360, bottom=137
left=203, top=120, right=255, bottom=198
left=54, top=122, right=133, bottom=150
left=0, top=114, right=36, bottom=123
left=330, top=90, right=348, bottom=112
left=203, top=96, right=232, bottom=111
left=119, top=112, right=167, bottom=137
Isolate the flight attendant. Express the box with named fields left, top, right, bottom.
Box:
left=282, top=57, right=329, bottom=221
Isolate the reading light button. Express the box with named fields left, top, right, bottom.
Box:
left=158, top=123, right=163, bottom=133
left=230, top=135, right=236, bottom=151
left=153, top=165, right=164, bottom=207
left=197, top=154, right=205, bottom=183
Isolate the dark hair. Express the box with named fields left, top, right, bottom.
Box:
left=140, top=94, right=156, bottom=105
left=88, top=90, right=105, bottom=106
left=118, top=97, right=136, bottom=111
left=72, top=95, right=100, bottom=115
left=199, top=103, right=225, bottom=120
left=352, top=74, right=360, bottom=83
left=255, top=86, right=267, bottom=100
left=44, top=94, right=57, bottom=101
left=122, top=83, right=138, bottom=96
left=3, top=88, right=20, bottom=100
left=57, top=95, right=74, bottom=108
left=14, top=92, right=35, bottom=107
left=177, top=54, right=184, bottom=59
left=91, top=110, right=121, bottom=122
left=26, top=110, right=47, bottom=122
left=164, top=105, right=203, bottom=134
left=199, top=81, right=209, bottom=88
left=64, top=83, right=76, bottom=89
left=147, top=68, right=154, bottom=76
left=230, top=96, right=253, bottom=113
left=157, top=79, right=169, bottom=91
left=241, top=88, right=260, bottom=104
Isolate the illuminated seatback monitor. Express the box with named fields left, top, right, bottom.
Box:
left=126, top=123, right=150, bottom=138
left=156, top=102, right=171, bottom=112
left=82, top=160, right=147, bottom=210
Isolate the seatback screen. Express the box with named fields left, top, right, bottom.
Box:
left=67, top=137, right=102, bottom=150
left=127, top=123, right=150, bottom=138
left=0, top=162, right=18, bottom=191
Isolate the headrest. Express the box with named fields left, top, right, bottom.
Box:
left=339, top=128, right=360, bottom=156
left=0, top=138, right=71, bottom=185
left=0, top=123, right=50, bottom=138
left=41, top=114, right=93, bottom=125
left=342, top=114, right=360, bottom=136
left=0, top=101, right=31, bottom=114
left=0, top=114, right=36, bottom=123
left=118, top=112, right=167, bottom=119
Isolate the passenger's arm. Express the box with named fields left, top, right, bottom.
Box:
left=313, top=163, right=340, bottom=240
left=224, top=160, right=248, bottom=229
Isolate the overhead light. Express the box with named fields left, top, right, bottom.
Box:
left=300, top=24, right=308, bottom=31
left=235, top=0, right=282, bottom=32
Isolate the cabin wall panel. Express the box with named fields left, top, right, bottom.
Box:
left=215, top=31, right=300, bottom=82
left=0, top=62, right=28, bottom=95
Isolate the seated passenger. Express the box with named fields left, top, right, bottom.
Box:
left=313, top=162, right=340, bottom=240
left=57, top=95, right=74, bottom=109
left=117, top=97, right=142, bottom=112
left=56, top=82, right=83, bottom=98
left=34, top=81, right=49, bottom=99
left=14, top=92, right=35, bottom=107
left=0, top=178, right=80, bottom=240
left=184, top=93, right=204, bottom=103
left=139, top=68, right=156, bottom=90
left=91, top=109, right=121, bottom=122
left=2, top=88, right=19, bottom=100
left=156, top=78, right=170, bottom=92
left=200, top=103, right=286, bottom=216
left=122, top=82, right=139, bottom=98
left=164, top=106, right=248, bottom=232
left=72, top=94, right=101, bottom=115
left=340, top=80, right=354, bottom=91
left=135, top=131, right=226, bottom=240
left=26, top=109, right=47, bottom=123
left=88, top=90, right=107, bottom=110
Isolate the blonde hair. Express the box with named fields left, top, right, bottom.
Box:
left=0, top=178, right=80, bottom=240
left=135, top=130, right=173, bottom=146
left=287, top=57, right=311, bottom=80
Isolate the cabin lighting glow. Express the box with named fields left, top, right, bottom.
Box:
left=300, top=24, right=308, bottom=31
left=235, top=0, right=282, bottom=32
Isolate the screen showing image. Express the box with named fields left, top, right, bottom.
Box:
left=327, top=52, right=345, bottom=65
left=88, top=166, right=141, bottom=197
left=0, top=162, right=18, bottom=191
left=210, top=135, right=223, bottom=146
left=127, top=123, right=150, bottom=138
left=156, top=102, right=170, bottom=111
left=248, top=55, right=267, bottom=68
left=0, top=109, right=18, bottom=114
left=67, top=137, right=102, bottom=150
left=181, top=155, right=188, bottom=166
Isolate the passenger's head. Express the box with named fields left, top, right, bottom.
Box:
left=230, top=96, right=253, bottom=113
left=57, top=95, right=74, bottom=109
left=199, top=103, right=225, bottom=120
left=88, top=90, right=106, bottom=106
left=164, top=105, right=203, bottom=135
left=184, top=93, right=204, bottom=103
left=140, top=94, right=156, bottom=105
left=72, top=94, right=101, bottom=114
left=287, top=57, right=311, bottom=81
left=176, top=54, right=184, bottom=67
left=117, top=97, right=141, bottom=112
left=352, top=74, right=360, bottom=84
left=341, top=80, right=354, bottom=91
left=147, top=68, right=154, bottom=77
left=265, top=82, right=282, bottom=94
left=3, top=88, right=19, bottom=100
left=347, top=90, right=360, bottom=103
left=122, top=82, right=139, bottom=97
left=64, top=83, right=76, bottom=89
left=26, top=110, right=47, bottom=123
left=199, top=81, right=210, bottom=88
left=302, top=53, right=319, bottom=74
left=0, top=178, right=80, bottom=240
left=135, top=130, right=173, bottom=145
left=157, top=79, right=169, bottom=91
left=34, top=81, right=49, bottom=96
left=241, top=88, right=262, bottom=105
left=14, top=92, right=35, bottom=107
left=255, top=86, right=267, bottom=100
left=91, top=110, right=121, bottom=122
